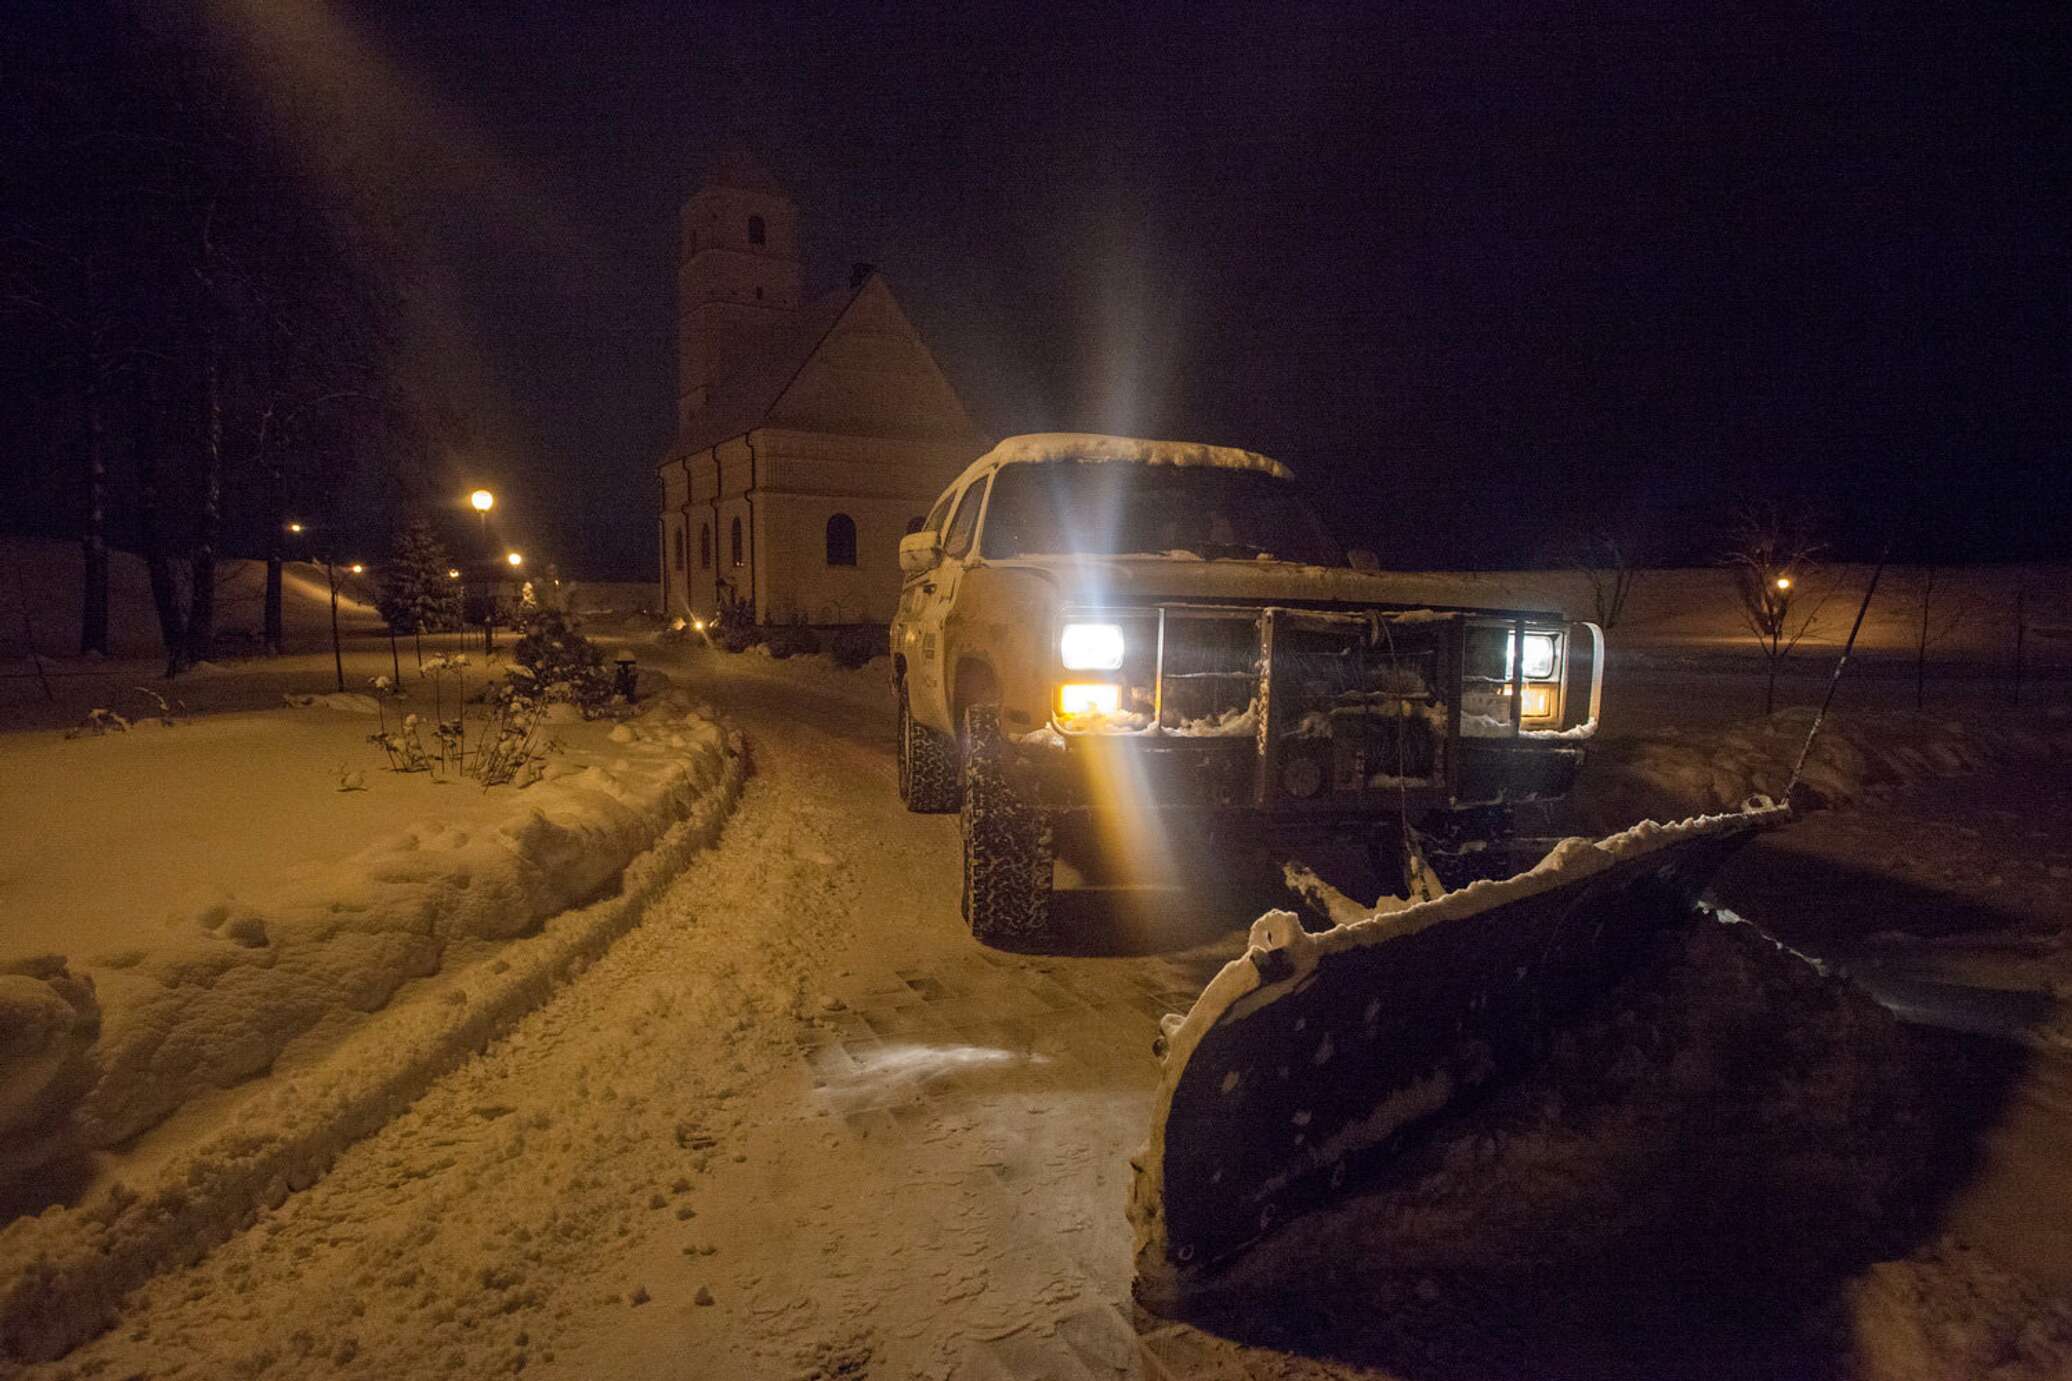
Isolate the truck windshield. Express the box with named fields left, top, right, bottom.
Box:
left=980, top=461, right=1345, bottom=566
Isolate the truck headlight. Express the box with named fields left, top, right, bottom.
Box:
left=1057, top=683, right=1121, bottom=717
left=1521, top=633, right=1556, bottom=680
left=1059, top=622, right=1125, bottom=671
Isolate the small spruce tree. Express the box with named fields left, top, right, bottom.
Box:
left=377, top=518, right=465, bottom=668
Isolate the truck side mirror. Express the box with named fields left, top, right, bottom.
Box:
left=898, top=531, right=942, bottom=574
left=1348, top=548, right=1380, bottom=571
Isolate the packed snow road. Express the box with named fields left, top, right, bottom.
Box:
left=13, top=649, right=1296, bottom=1380
left=17, top=645, right=2072, bottom=1381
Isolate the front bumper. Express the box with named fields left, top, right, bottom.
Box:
left=1018, top=602, right=1597, bottom=822
left=1011, top=729, right=1585, bottom=821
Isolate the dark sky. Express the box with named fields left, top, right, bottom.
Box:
left=335, top=0, right=2066, bottom=573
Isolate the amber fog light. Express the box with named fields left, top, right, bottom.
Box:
left=1521, top=685, right=1555, bottom=719
left=1058, top=683, right=1121, bottom=717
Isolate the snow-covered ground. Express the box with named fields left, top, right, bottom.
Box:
left=3, top=557, right=2070, bottom=1378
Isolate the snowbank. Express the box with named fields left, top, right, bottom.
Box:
left=0, top=694, right=747, bottom=1361
left=0, top=960, right=100, bottom=1142
left=1570, top=706, right=2072, bottom=832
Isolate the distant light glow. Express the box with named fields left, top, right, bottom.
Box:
left=506, top=551, right=524, bottom=567
left=471, top=489, right=495, bottom=513
left=447, top=568, right=461, bottom=579
left=1521, top=685, right=1555, bottom=718
left=692, top=617, right=706, bottom=632
left=1059, top=622, right=1125, bottom=671
left=285, top=521, right=305, bottom=534
left=1058, top=682, right=1122, bottom=717
left=348, top=562, right=365, bottom=575
left=1775, top=576, right=1792, bottom=591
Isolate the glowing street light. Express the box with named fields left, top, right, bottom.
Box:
left=505, top=551, right=524, bottom=568
left=447, top=567, right=461, bottom=580
left=286, top=520, right=305, bottom=534
left=348, top=562, right=365, bottom=575
left=1774, top=575, right=1792, bottom=592
left=470, top=489, right=495, bottom=514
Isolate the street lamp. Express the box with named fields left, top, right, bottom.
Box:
left=1775, top=575, right=1792, bottom=592
left=286, top=521, right=305, bottom=535
left=447, top=568, right=461, bottom=580
left=349, top=562, right=365, bottom=576
left=471, top=488, right=495, bottom=547
left=506, top=551, right=524, bottom=568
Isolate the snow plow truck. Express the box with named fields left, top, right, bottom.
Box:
left=889, top=432, right=1609, bottom=947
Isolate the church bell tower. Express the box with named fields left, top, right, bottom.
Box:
left=677, top=145, right=804, bottom=432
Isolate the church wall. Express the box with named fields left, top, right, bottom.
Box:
left=754, top=491, right=933, bottom=628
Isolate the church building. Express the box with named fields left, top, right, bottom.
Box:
left=656, top=147, right=986, bottom=627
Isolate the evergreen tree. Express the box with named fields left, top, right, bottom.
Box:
left=376, top=518, right=463, bottom=666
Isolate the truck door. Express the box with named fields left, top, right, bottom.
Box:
left=908, top=477, right=988, bottom=728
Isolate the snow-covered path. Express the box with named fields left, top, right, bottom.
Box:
left=13, top=652, right=1291, bottom=1380
left=17, top=646, right=2072, bottom=1381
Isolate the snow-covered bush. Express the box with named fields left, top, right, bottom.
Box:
left=827, top=625, right=886, bottom=669
left=762, top=624, right=821, bottom=660
left=473, top=670, right=556, bottom=788
left=511, top=607, right=611, bottom=713
left=63, top=707, right=130, bottom=739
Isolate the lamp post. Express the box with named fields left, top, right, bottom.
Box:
left=470, top=488, right=495, bottom=545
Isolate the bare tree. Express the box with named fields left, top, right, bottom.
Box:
left=1723, top=505, right=1826, bottom=715
left=1902, top=564, right=1975, bottom=712
left=1562, top=525, right=1644, bottom=630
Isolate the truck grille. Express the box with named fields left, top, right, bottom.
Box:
left=1156, top=614, right=1260, bottom=733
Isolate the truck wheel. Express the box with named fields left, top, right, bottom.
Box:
left=960, top=705, right=1053, bottom=947
left=899, top=685, right=961, bottom=813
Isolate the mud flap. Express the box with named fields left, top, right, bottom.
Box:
left=1128, top=803, right=1789, bottom=1313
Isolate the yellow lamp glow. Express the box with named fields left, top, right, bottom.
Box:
left=286, top=521, right=304, bottom=534
left=446, top=568, right=461, bottom=580
left=470, top=489, right=495, bottom=513
left=506, top=551, right=524, bottom=567
left=1057, top=682, right=1122, bottom=718
left=1521, top=685, right=1555, bottom=719
left=1775, top=576, right=1792, bottom=591
left=348, top=562, right=365, bottom=575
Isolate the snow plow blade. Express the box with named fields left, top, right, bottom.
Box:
left=1128, top=803, right=1790, bottom=1311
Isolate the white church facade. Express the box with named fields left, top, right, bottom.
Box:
left=656, top=148, right=986, bottom=627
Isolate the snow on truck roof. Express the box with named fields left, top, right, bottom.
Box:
left=946, top=433, right=1295, bottom=493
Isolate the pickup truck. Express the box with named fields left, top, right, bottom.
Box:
left=889, top=434, right=1602, bottom=946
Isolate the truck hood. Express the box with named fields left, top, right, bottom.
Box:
left=984, top=556, right=1566, bottom=617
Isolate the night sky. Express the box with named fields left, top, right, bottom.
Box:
left=322, top=2, right=2066, bottom=573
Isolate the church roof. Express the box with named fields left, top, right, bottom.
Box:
left=671, top=284, right=862, bottom=459
left=701, top=141, right=782, bottom=194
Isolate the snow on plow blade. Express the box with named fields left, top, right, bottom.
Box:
left=1128, top=803, right=1789, bottom=1311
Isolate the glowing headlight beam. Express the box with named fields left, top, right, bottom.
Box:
left=1060, top=622, right=1125, bottom=671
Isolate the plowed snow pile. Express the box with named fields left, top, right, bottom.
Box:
left=1180, top=915, right=2072, bottom=1380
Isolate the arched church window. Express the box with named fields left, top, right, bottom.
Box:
left=747, top=215, right=765, bottom=246
left=672, top=527, right=685, bottom=571
left=699, top=523, right=711, bottom=570
left=904, top=515, right=925, bottom=535
left=730, top=517, right=744, bottom=567
left=825, top=514, right=858, bottom=567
